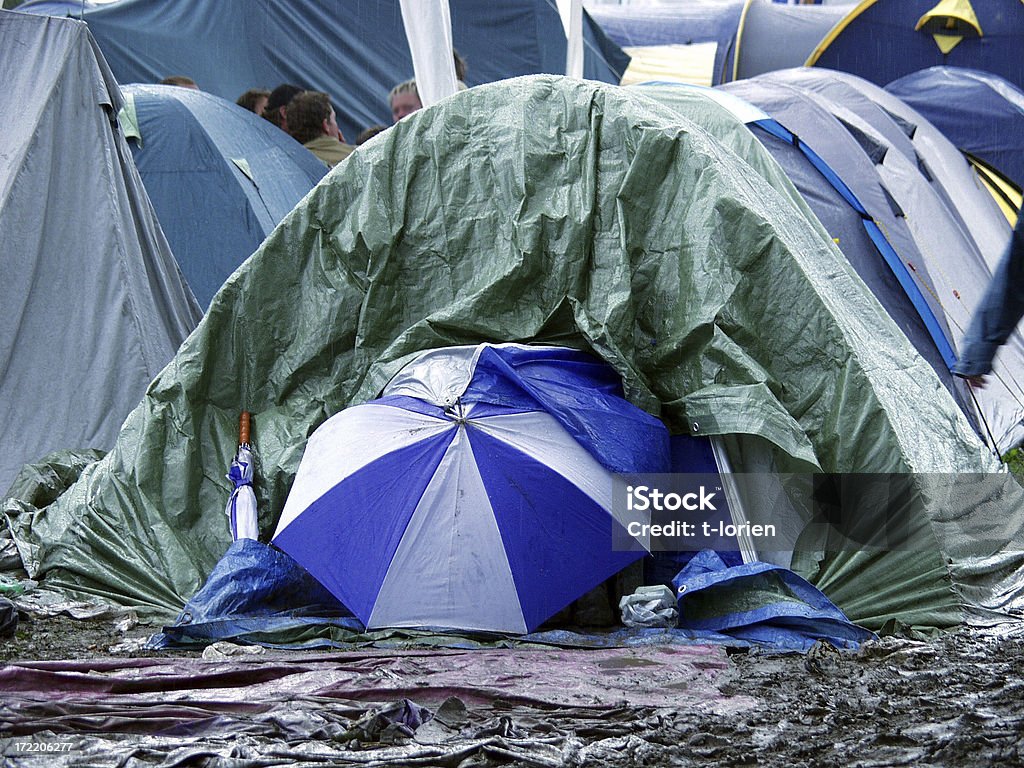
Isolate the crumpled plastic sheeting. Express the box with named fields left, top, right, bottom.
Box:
left=13, top=75, right=1010, bottom=630
left=1, top=449, right=103, bottom=579
left=0, top=646, right=752, bottom=766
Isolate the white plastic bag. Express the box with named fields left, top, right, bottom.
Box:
left=619, top=585, right=678, bottom=628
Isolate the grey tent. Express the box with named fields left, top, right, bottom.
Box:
left=10, top=76, right=1024, bottom=632
left=804, top=68, right=1010, bottom=268
left=649, top=82, right=973, bottom=429
left=762, top=68, right=1011, bottom=271
left=734, top=0, right=850, bottom=81
left=0, top=11, right=201, bottom=496
left=740, top=69, right=1024, bottom=452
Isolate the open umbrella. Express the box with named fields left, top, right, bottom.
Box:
left=226, top=411, right=258, bottom=541
left=272, top=344, right=669, bottom=634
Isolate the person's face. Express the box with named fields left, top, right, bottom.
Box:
left=323, top=108, right=340, bottom=140
left=391, top=91, right=422, bottom=123
left=253, top=95, right=268, bottom=116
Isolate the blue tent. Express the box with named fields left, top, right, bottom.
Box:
left=119, top=84, right=327, bottom=307
left=18, top=0, right=629, bottom=140
left=886, top=66, right=1024, bottom=191
left=807, top=0, right=1024, bottom=90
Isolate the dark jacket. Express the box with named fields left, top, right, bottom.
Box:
left=953, top=214, right=1024, bottom=377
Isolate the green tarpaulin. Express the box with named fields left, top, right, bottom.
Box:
left=8, top=76, right=1024, bottom=630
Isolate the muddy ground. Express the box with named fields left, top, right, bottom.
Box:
left=2, top=608, right=1023, bottom=767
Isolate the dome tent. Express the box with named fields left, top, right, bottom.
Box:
left=886, top=66, right=1024, bottom=193
left=10, top=75, right=1024, bottom=632
left=119, top=84, right=328, bottom=307
left=0, top=11, right=201, bottom=496
left=807, top=0, right=1024, bottom=90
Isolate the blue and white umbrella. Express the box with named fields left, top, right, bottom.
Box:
left=272, top=344, right=669, bottom=634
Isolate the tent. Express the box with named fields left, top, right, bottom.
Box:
left=586, top=0, right=848, bottom=85
left=733, top=0, right=849, bottom=81
left=17, top=0, right=630, bottom=140
left=886, top=66, right=1024, bottom=195
left=9, top=75, right=1024, bottom=633
left=0, top=11, right=201, bottom=497
left=586, top=0, right=748, bottom=86
left=761, top=67, right=1011, bottom=270
left=637, top=78, right=1023, bottom=453
left=807, top=0, right=1024, bottom=90
left=648, top=82, right=972, bottom=428
left=728, top=69, right=1024, bottom=452
left=119, top=84, right=328, bottom=307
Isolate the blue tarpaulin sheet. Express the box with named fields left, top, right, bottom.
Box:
left=673, top=550, right=876, bottom=651
left=152, top=542, right=873, bottom=653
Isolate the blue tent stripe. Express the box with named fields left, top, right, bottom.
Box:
left=753, top=117, right=958, bottom=370
left=862, top=221, right=958, bottom=368
left=272, top=427, right=456, bottom=624
left=467, top=428, right=644, bottom=632
left=754, top=118, right=865, bottom=213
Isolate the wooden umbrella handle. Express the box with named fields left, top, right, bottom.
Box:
left=239, top=411, right=251, bottom=445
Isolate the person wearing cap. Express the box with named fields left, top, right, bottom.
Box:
left=262, top=83, right=304, bottom=133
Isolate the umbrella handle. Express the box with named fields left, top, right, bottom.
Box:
left=239, top=411, right=251, bottom=446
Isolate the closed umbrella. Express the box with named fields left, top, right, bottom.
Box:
left=226, top=411, right=259, bottom=541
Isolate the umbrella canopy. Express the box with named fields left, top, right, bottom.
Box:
left=272, top=344, right=670, bottom=633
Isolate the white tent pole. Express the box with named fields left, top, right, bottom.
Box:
left=399, top=0, right=459, bottom=108
left=556, top=0, right=584, bottom=79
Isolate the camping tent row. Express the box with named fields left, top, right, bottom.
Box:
left=4, top=6, right=1024, bottom=634
left=8, top=68, right=1024, bottom=635
left=886, top=66, right=1024, bottom=211
left=708, top=68, right=1024, bottom=453
left=587, top=0, right=1024, bottom=90
left=17, top=0, right=630, bottom=141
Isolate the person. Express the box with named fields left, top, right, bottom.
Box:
left=389, top=79, right=422, bottom=123
left=356, top=124, right=387, bottom=145
left=161, top=75, right=199, bottom=90
left=237, top=88, right=270, bottom=115
left=453, top=48, right=467, bottom=84
left=952, top=213, right=1024, bottom=388
left=262, top=83, right=303, bottom=133
left=286, top=90, right=353, bottom=168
